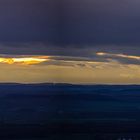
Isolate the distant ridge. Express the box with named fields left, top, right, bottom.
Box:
left=0, top=82, right=139, bottom=86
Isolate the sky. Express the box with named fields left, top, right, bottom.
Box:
left=1, top=0, right=140, bottom=84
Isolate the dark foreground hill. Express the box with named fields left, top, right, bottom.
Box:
left=0, top=83, right=140, bottom=139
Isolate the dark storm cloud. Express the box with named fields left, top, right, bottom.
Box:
left=1, top=0, right=140, bottom=45
left=0, top=0, right=140, bottom=59
left=55, top=0, right=140, bottom=45
left=0, top=0, right=139, bottom=45
left=0, top=43, right=140, bottom=59
left=0, top=0, right=55, bottom=42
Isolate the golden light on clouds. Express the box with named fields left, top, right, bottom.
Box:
left=96, top=52, right=106, bottom=56
left=0, top=53, right=140, bottom=84
left=96, top=52, right=140, bottom=60
left=0, top=56, right=49, bottom=65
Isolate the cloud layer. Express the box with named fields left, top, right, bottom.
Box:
left=0, top=1, right=139, bottom=83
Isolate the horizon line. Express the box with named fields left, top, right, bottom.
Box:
left=0, top=82, right=140, bottom=86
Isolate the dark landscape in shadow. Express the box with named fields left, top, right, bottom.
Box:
left=0, top=83, right=140, bottom=139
